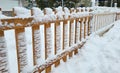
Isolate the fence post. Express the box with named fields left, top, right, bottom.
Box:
left=63, top=20, right=69, bottom=50
left=12, top=8, right=16, bottom=17
left=79, top=18, right=83, bottom=41
left=69, top=19, right=75, bottom=46
left=75, top=18, right=80, bottom=43
left=32, top=24, right=41, bottom=65
left=54, top=21, right=61, bottom=55
left=87, top=16, right=91, bottom=36
left=0, top=30, right=9, bottom=73
left=15, top=27, right=27, bottom=73
left=84, top=17, right=87, bottom=39
left=54, top=20, right=61, bottom=66
left=44, top=23, right=52, bottom=73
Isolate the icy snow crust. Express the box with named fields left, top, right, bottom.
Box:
left=51, top=20, right=120, bottom=73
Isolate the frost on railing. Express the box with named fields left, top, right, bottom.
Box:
left=32, top=25, right=41, bottom=65
left=75, top=18, right=80, bottom=43
left=45, top=23, right=52, bottom=59
left=15, top=30, right=28, bottom=72
left=55, top=21, right=62, bottom=54
left=0, top=17, right=33, bottom=73
left=70, top=19, right=75, bottom=46
left=0, top=35, right=9, bottom=73
left=63, top=20, right=69, bottom=49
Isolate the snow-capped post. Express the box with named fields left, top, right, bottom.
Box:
left=31, top=8, right=41, bottom=66
left=0, top=30, right=9, bottom=73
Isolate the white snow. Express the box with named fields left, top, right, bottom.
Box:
left=0, top=13, right=12, bottom=19
left=64, top=7, right=70, bottom=19
left=51, top=20, right=120, bottom=73
left=13, top=7, right=31, bottom=18
left=32, top=7, right=44, bottom=22
left=55, top=6, right=65, bottom=20
left=43, top=8, right=57, bottom=22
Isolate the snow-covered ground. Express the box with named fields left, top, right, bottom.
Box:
left=51, top=20, right=120, bottom=73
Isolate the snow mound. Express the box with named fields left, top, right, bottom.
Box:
left=32, top=7, right=44, bottom=22
left=13, top=7, right=31, bottom=18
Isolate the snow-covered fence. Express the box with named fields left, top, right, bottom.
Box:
left=91, top=13, right=116, bottom=32
left=0, top=13, right=91, bottom=73
left=0, top=28, right=9, bottom=73
left=0, top=7, right=120, bottom=73
left=0, top=18, right=33, bottom=73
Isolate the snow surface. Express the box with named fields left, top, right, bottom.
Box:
left=51, top=20, right=120, bottom=73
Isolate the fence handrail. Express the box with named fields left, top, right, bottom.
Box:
left=0, top=17, right=33, bottom=30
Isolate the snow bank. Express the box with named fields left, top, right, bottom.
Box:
left=51, top=20, right=120, bottom=73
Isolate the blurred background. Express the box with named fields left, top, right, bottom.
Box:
left=19, top=0, right=120, bottom=9
left=0, top=0, right=120, bottom=10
